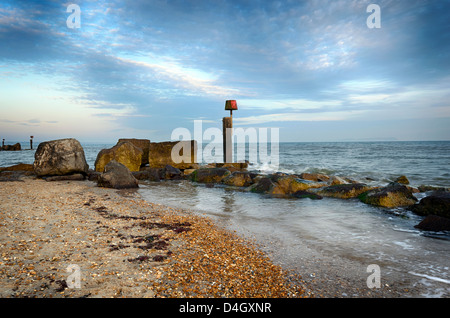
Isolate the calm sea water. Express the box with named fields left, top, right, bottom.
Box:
left=1, top=140, right=449, bottom=297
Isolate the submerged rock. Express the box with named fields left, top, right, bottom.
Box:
left=97, top=160, right=138, bottom=189
left=292, top=190, right=323, bottom=200
left=410, top=191, right=450, bottom=218
left=317, top=183, right=374, bottom=199
left=414, top=215, right=450, bottom=232
left=190, top=168, right=231, bottom=183
left=359, top=182, right=417, bottom=208
left=33, top=138, right=89, bottom=177
left=95, top=141, right=143, bottom=172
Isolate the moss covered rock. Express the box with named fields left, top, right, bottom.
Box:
left=270, top=176, right=325, bottom=196
left=190, top=168, right=231, bottom=183
left=222, top=171, right=255, bottom=187
left=318, top=183, right=374, bottom=199
left=359, top=182, right=417, bottom=208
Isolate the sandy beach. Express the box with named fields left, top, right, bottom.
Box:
left=0, top=175, right=307, bottom=298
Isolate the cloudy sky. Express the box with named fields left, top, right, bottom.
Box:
left=0, top=0, right=449, bottom=143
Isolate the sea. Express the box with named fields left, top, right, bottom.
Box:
left=1, top=140, right=449, bottom=297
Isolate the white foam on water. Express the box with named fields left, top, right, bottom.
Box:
left=408, top=272, right=450, bottom=284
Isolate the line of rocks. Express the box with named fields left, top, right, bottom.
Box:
left=2, top=137, right=449, bottom=233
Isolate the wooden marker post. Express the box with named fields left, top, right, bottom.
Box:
left=223, top=100, right=238, bottom=163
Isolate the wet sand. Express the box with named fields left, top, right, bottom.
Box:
left=0, top=176, right=307, bottom=298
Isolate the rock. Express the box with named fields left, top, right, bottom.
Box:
left=417, top=185, right=449, bottom=193
left=248, top=177, right=276, bottom=193
left=359, top=182, right=417, bottom=208
left=395, top=175, right=409, bottom=185
left=163, top=165, right=183, bottom=180
left=318, top=183, right=374, bottom=199
left=214, top=162, right=249, bottom=172
left=414, top=215, right=450, bottom=232
left=292, top=190, right=323, bottom=200
left=117, top=138, right=150, bottom=166
left=328, top=176, right=348, bottom=186
left=2, top=143, right=21, bottom=151
left=222, top=171, right=255, bottom=187
left=299, top=172, right=330, bottom=182
left=132, top=169, right=161, bottom=181
left=270, top=176, right=325, bottom=196
left=410, top=191, right=450, bottom=218
left=190, top=168, right=231, bottom=183
left=44, top=174, right=85, bottom=182
left=148, top=141, right=197, bottom=169
left=183, top=169, right=197, bottom=177
left=97, top=160, right=138, bottom=189
left=0, top=163, right=34, bottom=172
left=33, top=138, right=89, bottom=177
left=88, top=169, right=101, bottom=182
left=0, top=171, right=25, bottom=182
left=406, top=186, right=420, bottom=194
left=95, top=141, right=143, bottom=172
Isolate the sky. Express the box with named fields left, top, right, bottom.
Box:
left=0, top=0, right=449, bottom=143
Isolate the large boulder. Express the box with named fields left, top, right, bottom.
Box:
left=33, top=138, right=89, bottom=177
left=410, top=191, right=450, bottom=218
left=359, top=182, right=417, bottom=208
left=414, top=215, right=450, bottom=232
left=95, top=141, right=143, bottom=172
left=190, top=168, right=231, bottom=183
left=117, top=138, right=150, bottom=166
left=317, top=183, right=374, bottom=199
left=148, top=141, right=197, bottom=169
left=97, top=160, right=138, bottom=189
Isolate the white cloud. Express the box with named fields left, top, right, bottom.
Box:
left=116, top=54, right=243, bottom=97
left=234, top=110, right=366, bottom=125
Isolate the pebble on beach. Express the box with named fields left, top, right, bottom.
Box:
left=0, top=177, right=307, bottom=298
